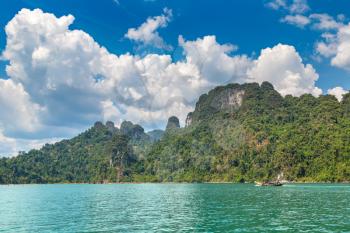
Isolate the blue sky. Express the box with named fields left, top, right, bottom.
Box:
left=1, top=0, right=350, bottom=155
left=1, top=0, right=350, bottom=90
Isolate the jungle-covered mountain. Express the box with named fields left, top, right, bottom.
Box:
left=1, top=82, right=350, bottom=184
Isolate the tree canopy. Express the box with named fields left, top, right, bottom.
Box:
left=1, top=82, right=350, bottom=184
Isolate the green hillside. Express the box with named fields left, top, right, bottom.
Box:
left=1, top=82, right=350, bottom=184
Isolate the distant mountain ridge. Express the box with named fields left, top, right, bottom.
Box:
left=1, top=82, right=350, bottom=184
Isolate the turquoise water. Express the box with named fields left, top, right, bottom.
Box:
left=0, top=184, right=349, bottom=232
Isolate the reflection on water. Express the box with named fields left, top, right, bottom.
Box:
left=0, top=184, right=349, bottom=232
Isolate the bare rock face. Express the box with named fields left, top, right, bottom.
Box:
left=185, top=112, right=193, bottom=127
left=94, top=121, right=104, bottom=129
left=210, top=89, right=245, bottom=111
left=187, top=83, right=253, bottom=124
left=106, top=121, right=117, bottom=133
left=166, top=116, right=180, bottom=130
left=120, top=121, right=146, bottom=140
left=106, top=121, right=114, bottom=128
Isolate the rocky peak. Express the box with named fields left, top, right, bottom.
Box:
left=187, top=82, right=284, bottom=124
left=106, top=121, right=117, bottom=133
left=94, top=121, right=104, bottom=129
left=120, top=121, right=133, bottom=133
left=120, top=121, right=147, bottom=140
left=166, top=116, right=180, bottom=130
left=210, top=88, right=245, bottom=111
left=261, top=81, right=274, bottom=91
left=185, top=112, right=193, bottom=127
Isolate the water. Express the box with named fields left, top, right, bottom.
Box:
left=0, top=184, right=349, bottom=232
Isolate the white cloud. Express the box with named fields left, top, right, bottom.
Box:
left=330, top=24, right=350, bottom=69
left=266, top=0, right=287, bottom=11
left=315, top=41, right=337, bottom=58
left=0, top=130, right=61, bottom=157
left=179, top=35, right=251, bottom=85
left=315, top=23, right=350, bottom=70
left=0, top=8, right=325, bottom=155
left=309, top=14, right=343, bottom=31
left=0, top=79, right=43, bottom=135
left=289, top=0, right=310, bottom=14
left=267, top=0, right=309, bottom=14
left=270, top=1, right=343, bottom=32
left=327, top=86, right=347, bottom=101
left=1, top=9, right=224, bottom=144
left=281, top=14, right=310, bottom=28
left=2, top=9, right=112, bottom=131
left=101, top=99, right=121, bottom=125
left=247, top=44, right=322, bottom=97
left=125, top=8, right=172, bottom=50
left=268, top=0, right=350, bottom=70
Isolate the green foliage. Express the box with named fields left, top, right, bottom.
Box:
left=1, top=82, right=350, bottom=184
left=139, top=82, right=350, bottom=182
left=0, top=123, right=142, bottom=183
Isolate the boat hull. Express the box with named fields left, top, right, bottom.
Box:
left=255, top=181, right=283, bottom=186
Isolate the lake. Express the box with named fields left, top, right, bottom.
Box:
left=0, top=184, right=349, bottom=232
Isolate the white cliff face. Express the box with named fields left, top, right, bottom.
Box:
left=185, top=113, right=193, bottom=127
left=228, top=90, right=245, bottom=108
left=211, top=89, right=245, bottom=111
left=185, top=88, right=245, bottom=127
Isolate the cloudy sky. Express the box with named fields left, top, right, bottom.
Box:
left=0, top=0, right=350, bottom=156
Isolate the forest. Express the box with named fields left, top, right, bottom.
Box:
left=1, top=82, right=350, bottom=184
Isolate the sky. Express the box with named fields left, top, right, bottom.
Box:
left=1, top=0, right=350, bottom=156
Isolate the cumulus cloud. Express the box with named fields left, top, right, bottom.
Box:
left=179, top=35, right=251, bottom=85
left=268, top=0, right=343, bottom=32
left=314, top=23, right=350, bottom=70
left=2, top=9, right=234, bottom=139
left=327, top=86, right=347, bottom=101
left=0, top=130, right=61, bottom=157
left=0, top=79, right=43, bottom=136
left=267, top=0, right=350, bottom=70
left=309, top=14, right=343, bottom=31
left=0, top=8, right=324, bottom=155
left=329, top=24, right=350, bottom=69
left=281, top=14, right=310, bottom=28
left=247, top=44, right=321, bottom=97
left=125, top=8, right=172, bottom=50
left=315, top=34, right=337, bottom=58
left=2, top=8, right=110, bottom=131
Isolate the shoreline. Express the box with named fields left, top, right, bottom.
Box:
left=1, top=181, right=350, bottom=185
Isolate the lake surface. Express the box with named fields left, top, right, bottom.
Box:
left=0, top=184, right=349, bottom=232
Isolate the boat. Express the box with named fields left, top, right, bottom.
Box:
left=255, top=172, right=285, bottom=186
left=255, top=181, right=283, bottom=186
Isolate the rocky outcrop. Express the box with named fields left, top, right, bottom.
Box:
left=187, top=83, right=250, bottom=123
left=210, top=89, right=245, bottom=111
left=185, top=112, right=193, bottom=127
left=94, top=121, right=104, bottom=129
left=166, top=116, right=180, bottom=130
left=106, top=121, right=117, bottom=133
left=120, top=121, right=147, bottom=140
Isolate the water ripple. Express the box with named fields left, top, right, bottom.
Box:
left=0, top=184, right=349, bottom=232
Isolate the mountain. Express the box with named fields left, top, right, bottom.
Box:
left=1, top=82, right=350, bottom=184
left=165, top=116, right=180, bottom=130
left=144, top=82, right=350, bottom=182
left=147, top=130, right=164, bottom=142
left=0, top=121, right=149, bottom=183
